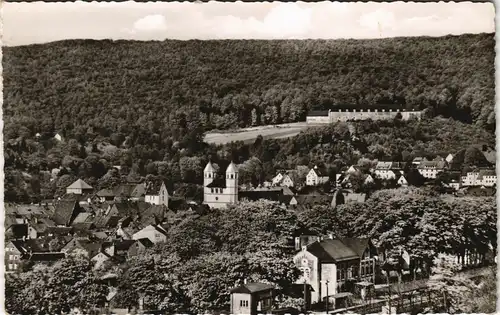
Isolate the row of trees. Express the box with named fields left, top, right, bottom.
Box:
left=4, top=116, right=495, bottom=203
left=6, top=188, right=496, bottom=314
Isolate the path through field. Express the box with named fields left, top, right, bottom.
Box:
left=203, top=122, right=326, bottom=145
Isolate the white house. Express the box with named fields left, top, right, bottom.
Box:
left=372, top=162, right=405, bottom=180
left=306, top=166, right=329, bottom=186
left=203, top=161, right=239, bottom=209
left=461, top=169, right=496, bottom=187
left=132, top=225, right=168, bottom=244
left=145, top=181, right=169, bottom=207
left=417, top=161, right=447, bottom=179
left=54, top=133, right=63, bottom=142
left=271, top=171, right=295, bottom=187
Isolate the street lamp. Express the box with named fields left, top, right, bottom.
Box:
left=321, top=279, right=330, bottom=314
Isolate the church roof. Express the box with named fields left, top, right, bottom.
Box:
left=204, top=162, right=215, bottom=173
left=226, top=162, right=238, bottom=173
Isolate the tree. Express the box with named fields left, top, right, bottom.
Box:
left=427, top=254, right=475, bottom=313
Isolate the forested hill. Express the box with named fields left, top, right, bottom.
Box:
left=3, top=33, right=495, bottom=145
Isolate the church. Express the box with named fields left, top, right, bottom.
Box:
left=203, top=161, right=239, bottom=209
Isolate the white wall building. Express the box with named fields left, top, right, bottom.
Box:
left=203, top=161, right=239, bottom=209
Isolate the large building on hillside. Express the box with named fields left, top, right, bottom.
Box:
left=306, top=105, right=422, bottom=123
left=203, top=161, right=239, bottom=209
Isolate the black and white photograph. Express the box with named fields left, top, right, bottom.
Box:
left=2, top=1, right=497, bottom=314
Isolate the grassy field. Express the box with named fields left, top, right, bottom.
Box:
left=203, top=122, right=326, bottom=145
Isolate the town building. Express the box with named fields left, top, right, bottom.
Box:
left=461, top=169, right=497, bottom=187
left=306, top=106, right=422, bottom=123
left=372, top=162, right=405, bottom=180
left=230, top=282, right=275, bottom=315
left=144, top=181, right=169, bottom=207
left=416, top=161, right=447, bottom=179
left=293, top=237, right=378, bottom=307
left=66, top=179, right=93, bottom=195
left=306, top=166, right=330, bottom=186
left=271, top=171, right=295, bottom=187
left=132, top=224, right=168, bottom=243
left=203, top=161, right=239, bottom=209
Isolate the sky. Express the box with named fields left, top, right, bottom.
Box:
left=2, top=1, right=496, bottom=46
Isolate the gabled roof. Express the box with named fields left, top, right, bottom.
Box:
left=67, top=179, right=93, bottom=190
left=10, top=239, right=51, bottom=254
left=29, top=252, right=65, bottom=261
left=310, top=166, right=328, bottom=177
left=417, top=161, right=447, bottom=169
left=52, top=200, right=80, bottom=226
left=230, top=282, right=275, bottom=294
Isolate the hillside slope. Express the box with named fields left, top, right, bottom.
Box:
left=3, top=33, right=495, bottom=146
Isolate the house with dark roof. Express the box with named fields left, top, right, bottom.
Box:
left=6, top=239, right=66, bottom=272
left=306, top=166, right=330, bottom=186
left=66, top=179, right=93, bottom=195
left=293, top=237, right=378, bottom=307
left=145, top=181, right=169, bottom=207
left=230, top=282, right=275, bottom=315
left=62, top=238, right=103, bottom=259
left=96, top=183, right=146, bottom=203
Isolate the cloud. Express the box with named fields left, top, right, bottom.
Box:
left=2, top=1, right=495, bottom=46
left=133, top=14, right=167, bottom=32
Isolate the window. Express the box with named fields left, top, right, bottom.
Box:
left=231, top=174, right=234, bottom=179
left=209, top=173, right=212, bottom=178
left=211, top=189, right=214, bottom=193
left=240, top=300, right=249, bottom=308
left=215, top=197, right=219, bottom=201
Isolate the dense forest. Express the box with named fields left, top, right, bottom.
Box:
left=3, top=33, right=495, bottom=201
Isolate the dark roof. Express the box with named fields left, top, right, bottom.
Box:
left=294, top=195, right=332, bottom=206
left=145, top=180, right=166, bottom=195
left=72, top=222, right=95, bottom=231
left=8, top=224, right=28, bottom=238
left=230, top=282, right=275, bottom=294
left=11, top=239, right=51, bottom=254
left=137, top=238, right=154, bottom=248
left=52, top=200, right=80, bottom=226
left=279, top=195, right=295, bottom=205
left=29, top=252, right=65, bottom=261
left=206, top=175, right=227, bottom=188
left=308, top=110, right=329, bottom=117
left=328, top=104, right=408, bottom=111
left=114, top=240, right=137, bottom=251
left=239, top=190, right=283, bottom=202
left=47, top=226, right=73, bottom=235
left=96, top=188, right=115, bottom=197
left=311, top=166, right=328, bottom=177
left=306, top=238, right=370, bottom=263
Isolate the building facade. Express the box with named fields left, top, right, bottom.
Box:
left=203, top=162, right=239, bottom=209
left=306, top=108, right=422, bottom=124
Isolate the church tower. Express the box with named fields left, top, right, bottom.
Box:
left=225, top=161, right=238, bottom=203
left=204, top=161, right=216, bottom=198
